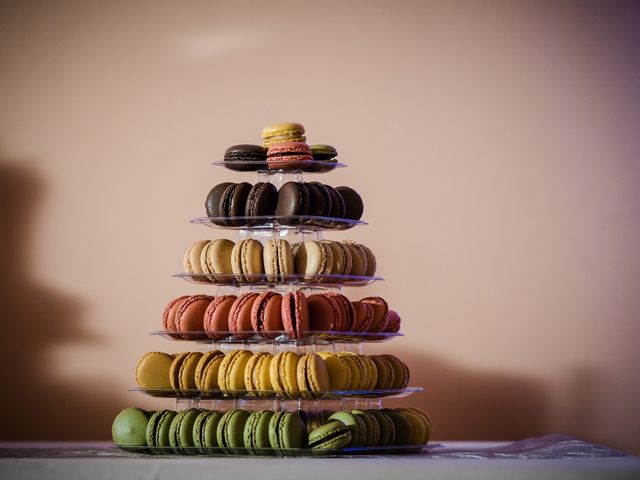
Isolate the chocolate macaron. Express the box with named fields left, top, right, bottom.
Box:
left=306, top=182, right=332, bottom=218
left=245, top=182, right=278, bottom=223
left=205, top=182, right=233, bottom=220
left=219, top=182, right=252, bottom=226
left=223, top=144, right=267, bottom=171
left=275, top=181, right=310, bottom=224
left=336, top=186, right=364, bottom=221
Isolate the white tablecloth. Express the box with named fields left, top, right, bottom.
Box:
left=1, top=436, right=639, bottom=480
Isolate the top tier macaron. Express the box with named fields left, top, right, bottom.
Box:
left=219, top=122, right=342, bottom=173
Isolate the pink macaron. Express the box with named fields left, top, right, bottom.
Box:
left=267, top=142, right=313, bottom=170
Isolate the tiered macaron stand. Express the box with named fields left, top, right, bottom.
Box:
left=129, top=158, right=431, bottom=456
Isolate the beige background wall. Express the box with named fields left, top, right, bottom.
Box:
left=1, top=0, right=639, bottom=454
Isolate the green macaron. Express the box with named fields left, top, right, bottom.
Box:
left=112, top=407, right=151, bottom=449
left=169, top=408, right=201, bottom=454
left=367, top=409, right=396, bottom=446
left=193, top=410, right=224, bottom=454
left=146, top=409, right=177, bottom=454
left=308, top=421, right=352, bottom=452
left=383, top=409, right=413, bottom=447
left=217, top=409, right=251, bottom=454
left=243, top=410, right=275, bottom=455
left=268, top=411, right=307, bottom=454
left=328, top=411, right=367, bottom=447
left=352, top=410, right=380, bottom=447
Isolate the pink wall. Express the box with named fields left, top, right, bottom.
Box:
left=1, top=0, right=639, bottom=454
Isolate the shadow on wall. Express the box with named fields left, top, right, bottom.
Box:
left=0, top=157, right=124, bottom=440
left=386, top=349, right=551, bottom=440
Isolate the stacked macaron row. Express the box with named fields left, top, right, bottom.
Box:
left=205, top=181, right=363, bottom=227
left=222, top=123, right=339, bottom=173
left=308, top=408, right=432, bottom=451
left=136, top=350, right=410, bottom=399
left=163, top=292, right=400, bottom=340
left=112, top=406, right=431, bottom=454
left=113, top=407, right=307, bottom=454
left=183, top=239, right=377, bottom=284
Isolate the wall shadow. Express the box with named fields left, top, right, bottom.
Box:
left=385, top=349, right=551, bottom=441
left=0, top=157, right=125, bottom=440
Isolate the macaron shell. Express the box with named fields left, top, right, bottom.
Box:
left=178, top=351, right=203, bottom=391
left=251, top=352, right=273, bottom=397
left=325, top=292, right=355, bottom=331
left=360, top=296, right=389, bottom=333
left=385, top=310, right=402, bottom=333
left=360, top=355, right=379, bottom=390
left=280, top=351, right=300, bottom=398
left=341, top=241, right=367, bottom=276
left=335, top=186, right=364, bottom=221
left=244, top=351, right=270, bottom=395
left=281, top=290, right=309, bottom=339
left=398, top=408, right=428, bottom=446
left=203, top=295, right=237, bottom=340
left=201, top=239, right=235, bottom=281
left=341, top=353, right=370, bottom=390
left=206, top=182, right=233, bottom=218
left=183, top=240, right=209, bottom=278
left=306, top=353, right=330, bottom=394
left=169, top=352, right=190, bottom=391
left=269, top=411, right=306, bottom=449
left=293, top=241, right=332, bottom=275
left=325, top=185, right=346, bottom=218
left=244, top=410, right=274, bottom=455
left=383, top=409, right=413, bottom=446
left=228, top=292, right=258, bottom=339
left=136, top=352, right=175, bottom=390
left=269, top=352, right=287, bottom=396
left=261, top=122, right=306, bottom=146
left=322, top=241, right=349, bottom=275
left=351, top=301, right=375, bottom=332
left=250, top=291, right=283, bottom=338
left=328, top=411, right=367, bottom=447
left=217, top=409, right=250, bottom=454
left=162, top=295, right=189, bottom=338
left=336, top=353, right=361, bottom=391
left=275, top=181, right=310, bottom=217
left=367, top=409, right=396, bottom=446
left=193, top=410, right=213, bottom=452
left=352, top=409, right=380, bottom=447
left=360, top=244, right=377, bottom=276
left=201, top=411, right=224, bottom=450
left=242, top=239, right=265, bottom=281
left=381, top=354, right=410, bottom=389
left=198, top=352, right=225, bottom=391
left=307, top=294, right=339, bottom=331
left=308, top=421, right=352, bottom=450
left=277, top=239, right=294, bottom=275
left=112, top=407, right=150, bottom=447
left=194, top=350, right=224, bottom=389
left=306, top=181, right=332, bottom=217
left=370, top=355, right=395, bottom=389
left=223, top=144, right=267, bottom=171
left=317, top=352, right=351, bottom=391
left=220, top=350, right=254, bottom=395
left=245, top=182, right=278, bottom=217
left=175, top=295, right=213, bottom=339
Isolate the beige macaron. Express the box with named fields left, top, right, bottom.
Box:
left=293, top=241, right=334, bottom=275
left=183, top=240, right=210, bottom=280
left=263, top=238, right=293, bottom=281
left=200, top=239, right=235, bottom=282
left=231, top=239, right=264, bottom=283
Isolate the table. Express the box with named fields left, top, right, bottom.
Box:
left=1, top=435, right=639, bottom=480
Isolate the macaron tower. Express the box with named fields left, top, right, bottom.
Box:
left=113, top=123, right=432, bottom=456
